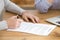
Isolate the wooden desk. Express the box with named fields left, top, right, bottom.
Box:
left=0, top=10, right=60, bottom=40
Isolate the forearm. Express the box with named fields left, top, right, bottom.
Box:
left=0, top=21, right=8, bottom=30
left=4, top=0, right=25, bottom=15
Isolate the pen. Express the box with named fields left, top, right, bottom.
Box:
left=17, top=15, right=19, bottom=19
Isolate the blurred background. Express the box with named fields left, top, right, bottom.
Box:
left=11, top=0, right=34, bottom=9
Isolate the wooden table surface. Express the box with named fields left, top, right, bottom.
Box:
left=0, top=10, right=60, bottom=40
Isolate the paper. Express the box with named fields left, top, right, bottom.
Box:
left=7, top=22, right=56, bottom=36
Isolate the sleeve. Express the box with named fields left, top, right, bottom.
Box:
left=35, top=0, right=52, bottom=13
left=0, top=21, right=8, bottom=30
left=4, top=0, right=25, bottom=15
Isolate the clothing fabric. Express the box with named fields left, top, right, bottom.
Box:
left=35, top=0, right=60, bottom=13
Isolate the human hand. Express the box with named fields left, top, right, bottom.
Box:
left=22, top=11, right=40, bottom=23
left=6, top=16, right=24, bottom=29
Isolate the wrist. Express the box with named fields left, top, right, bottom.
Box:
left=19, top=10, right=26, bottom=15
left=21, top=11, right=27, bottom=15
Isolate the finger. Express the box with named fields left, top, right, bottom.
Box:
left=29, top=17, right=36, bottom=23
left=15, top=20, right=20, bottom=28
left=23, top=16, right=29, bottom=22
left=16, top=19, right=24, bottom=27
left=17, top=19, right=24, bottom=22
left=34, top=16, right=40, bottom=23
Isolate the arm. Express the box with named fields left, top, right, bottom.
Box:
left=4, top=0, right=40, bottom=23
left=35, top=0, right=53, bottom=13
left=4, top=0, right=25, bottom=15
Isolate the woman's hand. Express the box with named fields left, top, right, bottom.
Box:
left=22, top=11, right=40, bottom=23
left=6, top=16, right=24, bottom=29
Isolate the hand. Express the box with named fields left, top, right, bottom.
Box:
left=22, top=11, right=40, bottom=23
left=6, top=16, right=24, bottom=29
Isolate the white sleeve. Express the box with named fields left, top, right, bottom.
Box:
left=0, top=21, right=8, bottom=30
left=4, top=0, right=25, bottom=15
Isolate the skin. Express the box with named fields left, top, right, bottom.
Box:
left=6, top=16, right=24, bottom=29
left=22, top=11, right=40, bottom=23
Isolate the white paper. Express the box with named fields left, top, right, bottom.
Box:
left=7, top=22, right=56, bottom=36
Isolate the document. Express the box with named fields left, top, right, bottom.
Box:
left=7, top=22, right=56, bottom=36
